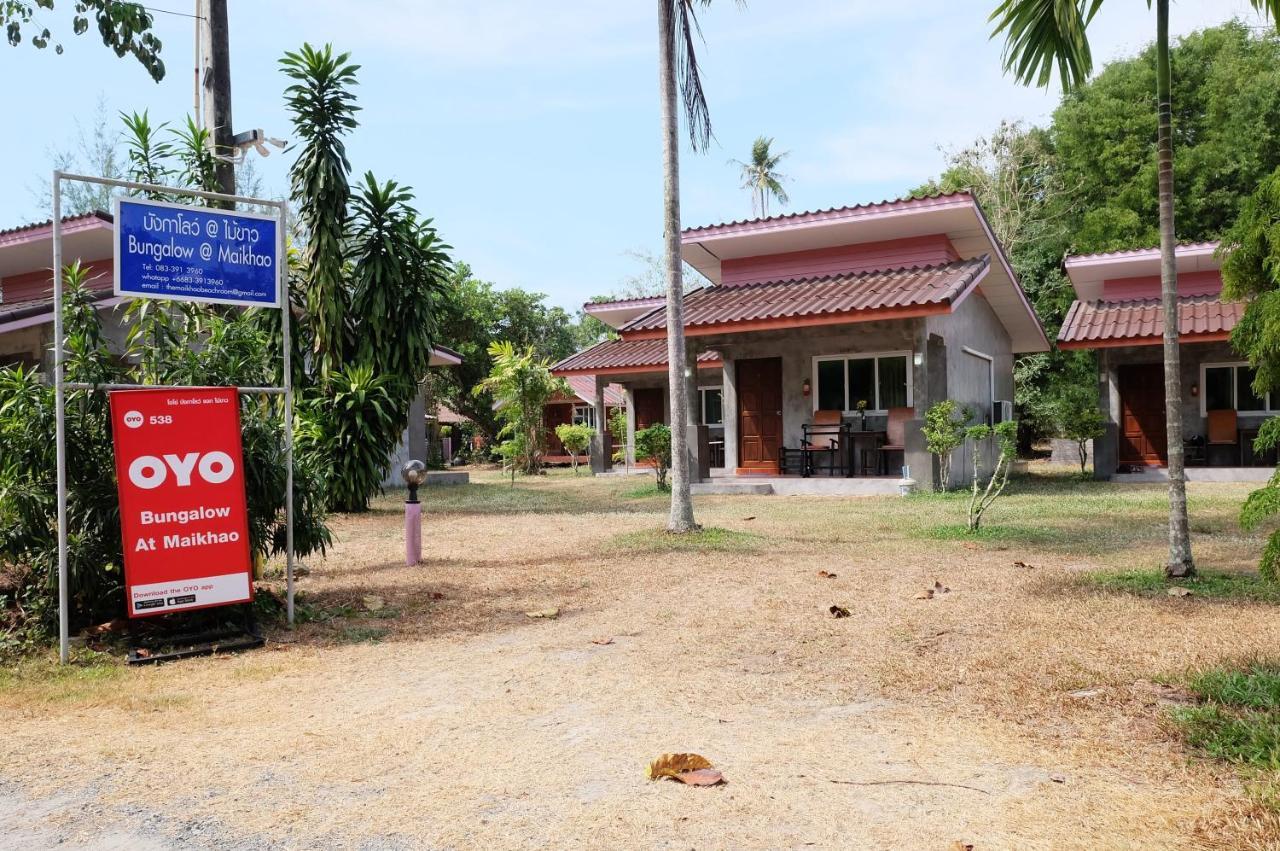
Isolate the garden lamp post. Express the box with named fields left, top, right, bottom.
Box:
left=402, top=460, right=425, bottom=566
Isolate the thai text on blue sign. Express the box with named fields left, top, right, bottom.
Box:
left=113, top=197, right=280, bottom=308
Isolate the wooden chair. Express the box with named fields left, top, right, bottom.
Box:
left=797, top=409, right=846, bottom=477
left=1207, top=409, right=1239, bottom=465
left=873, top=407, right=914, bottom=475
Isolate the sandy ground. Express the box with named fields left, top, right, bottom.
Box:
left=3, top=469, right=1279, bottom=850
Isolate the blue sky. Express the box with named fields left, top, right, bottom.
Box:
left=0, top=1, right=1268, bottom=311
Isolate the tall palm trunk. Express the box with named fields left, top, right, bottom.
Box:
left=659, top=0, right=697, bottom=532
left=1156, top=0, right=1194, bottom=577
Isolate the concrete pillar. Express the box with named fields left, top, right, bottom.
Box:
left=906, top=323, right=938, bottom=490
left=407, top=382, right=427, bottom=464
left=589, top=374, right=610, bottom=474
left=721, top=355, right=739, bottom=472
left=1095, top=350, right=1119, bottom=479
left=624, top=385, right=637, bottom=469
left=684, top=339, right=708, bottom=482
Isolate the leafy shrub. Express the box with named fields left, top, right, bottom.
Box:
left=1052, top=384, right=1105, bottom=475
left=0, top=267, right=331, bottom=639
left=965, top=420, right=1018, bottom=532
left=635, top=423, right=672, bottom=490
left=554, top=422, right=595, bottom=474
left=476, top=341, right=565, bottom=477
left=922, top=400, right=971, bottom=490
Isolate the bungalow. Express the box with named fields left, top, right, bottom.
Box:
left=552, top=192, right=1049, bottom=491
left=543, top=375, right=625, bottom=465
left=1058, top=241, right=1271, bottom=481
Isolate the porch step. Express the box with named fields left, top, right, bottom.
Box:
left=691, top=481, right=775, bottom=496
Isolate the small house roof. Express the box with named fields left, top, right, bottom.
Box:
left=1057, top=294, right=1243, bottom=349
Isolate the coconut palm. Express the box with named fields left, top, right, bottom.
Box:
left=658, top=0, right=738, bottom=532
left=990, top=0, right=1279, bottom=579
left=732, top=135, right=790, bottom=217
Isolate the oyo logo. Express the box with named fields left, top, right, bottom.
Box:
left=128, top=452, right=236, bottom=490
left=123, top=410, right=144, bottom=429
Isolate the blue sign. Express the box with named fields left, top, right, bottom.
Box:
left=114, top=197, right=280, bottom=308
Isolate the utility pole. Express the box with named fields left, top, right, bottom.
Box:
left=199, top=0, right=235, bottom=206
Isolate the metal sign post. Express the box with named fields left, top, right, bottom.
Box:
left=53, top=171, right=295, bottom=663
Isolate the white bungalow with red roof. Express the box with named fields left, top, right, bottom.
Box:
left=1059, top=242, right=1270, bottom=480
left=553, top=192, right=1049, bottom=493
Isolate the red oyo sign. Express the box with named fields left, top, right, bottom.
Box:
left=110, top=387, right=254, bottom=618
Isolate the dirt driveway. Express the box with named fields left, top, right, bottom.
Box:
left=2, top=470, right=1276, bottom=849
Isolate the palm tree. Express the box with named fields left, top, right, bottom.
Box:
left=658, top=0, right=737, bottom=533
left=732, top=135, right=790, bottom=217
left=990, top=0, right=1279, bottom=579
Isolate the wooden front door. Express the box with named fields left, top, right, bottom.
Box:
left=737, top=357, right=783, bottom=474
left=1118, top=363, right=1168, bottom=466
left=634, top=388, right=664, bottom=430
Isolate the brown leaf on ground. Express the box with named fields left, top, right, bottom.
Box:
left=915, top=589, right=934, bottom=600
left=1050, top=773, right=1067, bottom=784
left=524, top=607, right=560, bottom=619
left=829, top=605, right=851, bottom=618
left=742, top=516, right=756, bottom=521
left=429, top=592, right=445, bottom=600
left=934, top=581, right=950, bottom=594
left=647, top=753, right=712, bottom=780
left=590, top=637, right=614, bottom=645
left=949, top=843, right=975, bottom=851
left=674, top=768, right=725, bottom=786
left=817, top=570, right=837, bottom=579
left=1012, top=560, right=1035, bottom=570
left=962, top=542, right=979, bottom=550
left=1167, top=586, right=1193, bottom=598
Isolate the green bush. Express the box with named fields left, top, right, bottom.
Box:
left=554, top=422, right=595, bottom=474
left=635, top=423, right=672, bottom=490
left=0, top=267, right=331, bottom=639
left=922, top=400, right=971, bottom=490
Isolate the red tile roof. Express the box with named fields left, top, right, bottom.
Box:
left=681, top=190, right=972, bottom=237
left=1057, top=295, right=1244, bottom=349
left=552, top=338, right=722, bottom=375
left=621, top=256, right=990, bottom=335
left=1064, top=241, right=1220, bottom=264
left=0, top=210, right=111, bottom=242
left=564, top=375, right=626, bottom=406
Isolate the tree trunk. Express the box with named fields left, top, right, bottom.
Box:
left=1156, top=0, right=1195, bottom=578
left=659, top=0, right=697, bottom=533
left=200, top=0, right=236, bottom=206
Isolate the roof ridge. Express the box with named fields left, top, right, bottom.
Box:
left=681, top=190, right=973, bottom=235
left=1066, top=240, right=1220, bottom=262
left=702, top=255, right=990, bottom=293
left=1090, top=292, right=1238, bottom=308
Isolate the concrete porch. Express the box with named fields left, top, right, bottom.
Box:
left=1112, top=467, right=1273, bottom=483
left=691, top=468, right=903, bottom=496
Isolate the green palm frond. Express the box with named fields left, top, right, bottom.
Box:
left=989, top=0, right=1103, bottom=91
left=730, top=134, right=789, bottom=216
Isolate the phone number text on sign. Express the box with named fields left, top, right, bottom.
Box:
left=110, top=387, right=254, bottom=618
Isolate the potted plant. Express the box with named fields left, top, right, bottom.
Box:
left=854, top=399, right=869, bottom=431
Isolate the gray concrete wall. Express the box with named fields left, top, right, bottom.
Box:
left=925, top=291, right=1014, bottom=488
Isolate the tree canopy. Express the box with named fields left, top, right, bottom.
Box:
left=2, top=0, right=164, bottom=80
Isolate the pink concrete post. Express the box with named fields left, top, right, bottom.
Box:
left=405, top=501, right=422, bottom=565
left=401, top=460, right=425, bottom=566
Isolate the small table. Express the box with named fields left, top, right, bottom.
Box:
left=844, top=430, right=886, bottom=476
left=708, top=439, right=725, bottom=469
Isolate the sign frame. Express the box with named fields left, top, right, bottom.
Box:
left=112, top=195, right=282, bottom=308
left=51, top=171, right=296, bottom=664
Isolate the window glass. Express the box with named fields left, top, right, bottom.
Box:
left=878, top=356, right=909, bottom=409
left=817, top=360, right=845, bottom=411
left=847, top=359, right=876, bottom=411
left=1205, top=366, right=1234, bottom=411
left=572, top=405, right=596, bottom=428
left=702, top=388, right=723, bottom=425
left=1237, top=366, right=1266, bottom=411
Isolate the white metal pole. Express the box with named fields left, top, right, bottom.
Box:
left=52, top=172, right=69, bottom=664
left=278, top=200, right=295, bottom=626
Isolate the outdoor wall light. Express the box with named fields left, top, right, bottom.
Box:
left=913, top=352, right=924, bottom=367
left=802, top=378, right=811, bottom=397
left=1190, top=383, right=1199, bottom=398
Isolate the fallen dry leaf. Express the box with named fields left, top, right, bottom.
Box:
left=829, top=604, right=851, bottom=618
left=915, top=589, right=934, bottom=600
left=524, top=607, right=560, bottom=619
left=647, top=753, right=712, bottom=780
left=590, top=637, right=614, bottom=646
left=1050, top=773, right=1067, bottom=784
left=949, top=843, right=975, bottom=851
left=1013, top=560, right=1035, bottom=570
left=817, top=570, right=837, bottom=579
left=1067, top=688, right=1104, bottom=700
left=429, top=591, right=445, bottom=600
left=742, top=516, right=756, bottom=521
left=674, top=768, right=725, bottom=786
left=962, top=541, right=979, bottom=550
left=933, top=580, right=951, bottom=594
left=1167, top=586, right=1193, bottom=598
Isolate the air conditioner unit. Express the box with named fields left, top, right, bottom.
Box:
left=993, top=400, right=1014, bottom=424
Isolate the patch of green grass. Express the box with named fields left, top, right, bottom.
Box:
left=334, top=625, right=388, bottom=644
left=620, top=483, right=667, bottom=500
left=1168, top=662, right=1280, bottom=774
left=1190, top=663, right=1280, bottom=711
left=611, top=526, right=764, bottom=554
left=1083, top=568, right=1280, bottom=603
left=0, top=648, right=123, bottom=701
left=914, top=522, right=1067, bottom=546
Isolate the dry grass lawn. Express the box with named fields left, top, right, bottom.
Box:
left=4, top=467, right=1280, bottom=849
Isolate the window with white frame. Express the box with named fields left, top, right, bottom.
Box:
left=572, top=404, right=597, bottom=428
left=700, top=386, right=723, bottom=425
left=1201, top=362, right=1276, bottom=415
left=812, top=351, right=912, bottom=413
